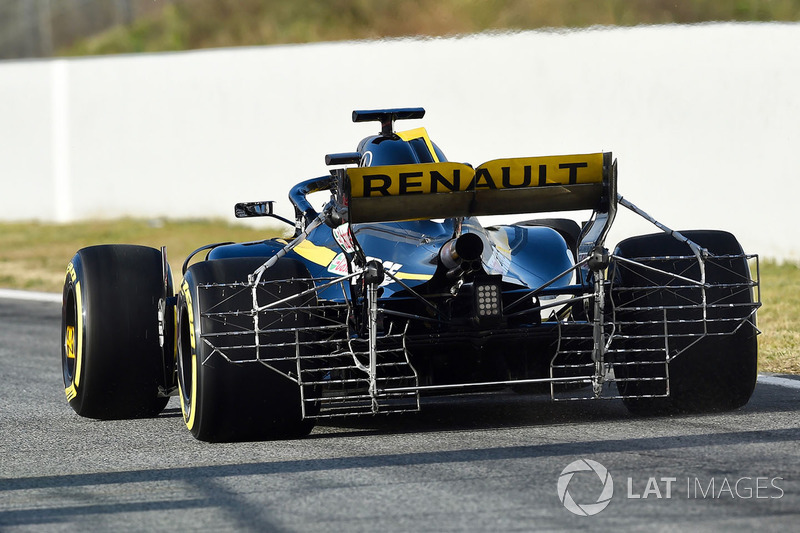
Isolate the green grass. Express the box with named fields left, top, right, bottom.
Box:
left=59, top=0, right=800, bottom=57
left=756, top=259, right=800, bottom=375
left=0, top=219, right=284, bottom=293
left=0, top=219, right=796, bottom=374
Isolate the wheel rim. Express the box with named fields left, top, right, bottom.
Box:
left=62, top=287, right=78, bottom=387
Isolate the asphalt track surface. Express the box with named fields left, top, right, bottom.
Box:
left=1, top=294, right=799, bottom=532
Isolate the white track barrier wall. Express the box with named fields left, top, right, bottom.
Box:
left=1, top=23, right=798, bottom=261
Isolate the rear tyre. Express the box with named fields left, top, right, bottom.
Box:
left=62, top=245, right=170, bottom=419
left=611, top=230, right=758, bottom=415
left=177, top=258, right=317, bottom=442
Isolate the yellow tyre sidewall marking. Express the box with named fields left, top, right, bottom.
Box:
left=74, top=280, right=83, bottom=387
left=178, top=280, right=198, bottom=431
left=64, top=263, right=83, bottom=401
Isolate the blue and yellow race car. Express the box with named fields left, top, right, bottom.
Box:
left=61, top=108, right=760, bottom=441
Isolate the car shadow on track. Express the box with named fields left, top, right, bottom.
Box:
left=312, top=391, right=626, bottom=439
left=149, top=380, right=799, bottom=438
left=311, top=382, right=799, bottom=439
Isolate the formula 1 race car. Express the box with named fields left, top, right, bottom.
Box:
left=61, top=108, right=760, bottom=442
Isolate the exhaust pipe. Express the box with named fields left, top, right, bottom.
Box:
left=439, top=233, right=484, bottom=279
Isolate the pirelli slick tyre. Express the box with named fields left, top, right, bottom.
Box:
left=611, top=230, right=758, bottom=415
left=177, top=258, right=317, bottom=442
left=61, top=245, right=170, bottom=419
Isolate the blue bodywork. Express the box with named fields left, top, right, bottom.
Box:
left=206, top=107, right=590, bottom=336
left=208, top=217, right=576, bottom=303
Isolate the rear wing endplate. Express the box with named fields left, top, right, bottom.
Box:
left=342, top=152, right=615, bottom=223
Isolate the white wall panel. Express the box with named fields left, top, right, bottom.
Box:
left=0, top=23, right=797, bottom=260
left=0, top=61, right=57, bottom=219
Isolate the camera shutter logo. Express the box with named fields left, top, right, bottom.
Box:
left=557, top=459, right=614, bottom=516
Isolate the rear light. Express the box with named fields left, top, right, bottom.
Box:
left=474, top=276, right=503, bottom=321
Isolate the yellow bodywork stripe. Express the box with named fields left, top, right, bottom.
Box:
left=488, top=227, right=512, bottom=255
left=397, top=127, right=440, bottom=163
left=394, top=272, right=431, bottom=281
left=293, top=240, right=338, bottom=267
left=293, top=236, right=432, bottom=281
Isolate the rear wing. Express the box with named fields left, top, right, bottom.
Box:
left=342, top=152, right=615, bottom=223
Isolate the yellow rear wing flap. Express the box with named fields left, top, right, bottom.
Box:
left=343, top=152, right=615, bottom=224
